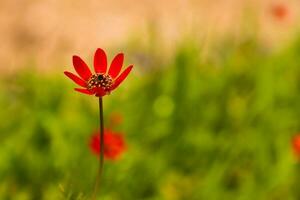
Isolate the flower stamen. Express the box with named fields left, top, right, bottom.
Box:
left=87, top=74, right=113, bottom=91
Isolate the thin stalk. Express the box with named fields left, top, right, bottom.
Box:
left=92, top=97, right=104, bottom=200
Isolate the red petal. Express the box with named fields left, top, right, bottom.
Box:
left=108, top=53, right=124, bottom=79
left=73, top=56, right=92, bottom=81
left=110, top=65, right=133, bottom=90
left=74, top=88, right=95, bottom=95
left=64, top=71, right=86, bottom=87
left=89, top=131, right=126, bottom=160
left=94, top=48, right=107, bottom=74
left=95, top=88, right=107, bottom=97
left=89, top=134, right=100, bottom=154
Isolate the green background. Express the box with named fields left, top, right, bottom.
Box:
left=1, top=35, right=300, bottom=200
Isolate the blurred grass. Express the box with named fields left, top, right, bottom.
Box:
left=1, top=35, right=300, bottom=200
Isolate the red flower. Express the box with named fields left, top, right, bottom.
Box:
left=89, top=129, right=126, bottom=160
left=271, top=3, right=289, bottom=21
left=64, top=48, right=133, bottom=97
left=292, top=134, right=300, bottom=158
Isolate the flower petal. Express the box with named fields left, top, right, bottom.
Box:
left=95, top=87, right=107, bottom=97
left=110, top=65, right=133, bottom=90
left=64, top=71, right=86, bottom=87
left=94, top=48, right=107, bottom=74
left=74, top=88, right=95, bottom=95
left=89, top=130, right=126, bottom=160
left=108, top=53, right=124, bottom=79
left=73, top=55, right=92, bottom=81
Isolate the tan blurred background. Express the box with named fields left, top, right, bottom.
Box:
left=0, top=0, right=299, bottom=73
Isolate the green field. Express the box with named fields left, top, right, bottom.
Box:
left=1, top=35, right=300, bottom=200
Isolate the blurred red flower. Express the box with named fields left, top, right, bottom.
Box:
left=292, top=134, right=300, bottom=158
left=271, top=3, right=289, bottom=21
left=64, top=48, right=133, bottom=97
left=89, top=129, right=126, bottom=160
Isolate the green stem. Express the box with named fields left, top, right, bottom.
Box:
left=92, top=97, right=104, bottom=200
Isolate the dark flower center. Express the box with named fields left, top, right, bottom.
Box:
left=87, top=74, right=113, bottom=91
left=97, top=74, right=104, bottom=81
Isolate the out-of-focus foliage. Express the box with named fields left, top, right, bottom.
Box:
left=1, top=36, right=300, bottom=200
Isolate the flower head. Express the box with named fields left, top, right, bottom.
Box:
left=89, top=129, right=126, bottom=160
left=64, top=48, right=133, bottom=97
left=292, top=134, right=300, bottom=158
left=271, top=3, right=289, bottom=21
